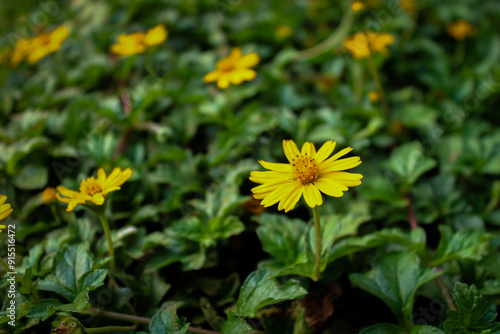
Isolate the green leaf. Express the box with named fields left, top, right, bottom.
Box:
left=360, top=323, right=406, bottom=334
left=411, top=325, right=445, bottom=333
left=236, top=269, right=308, bottom=318
left=12, top=164, right=48, bottom=189
left=149, top=302, right=190, bottom=334
left=38, top=244, right=107, bottom=302
left=329, top=228, right=411, bottom=263
left=444, top=283, right=499, bottom=333
left=480, top=280, right=500, bottom=296
left=255, top=214, right=306, bottom=266
left=221, top=311, right=252, bottom=334
left=26, top=298, right=62, bottom=320
left=430, top=226, right=491, bottom=266
left=349, top=251, right=443, bottom=327
left=384, top=142, right=437, bottom=186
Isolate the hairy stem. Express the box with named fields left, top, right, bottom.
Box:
left=97, top=213, right=115, bottom=286
left=312, top=206, right=322, bottom=281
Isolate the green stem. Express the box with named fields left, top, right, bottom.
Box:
left=295, top=5, right=354, bottom=61
left=85, top=325, right=137, bottom=333
left=312, top=206, right=322, bottom=282
left=0, top=257, right=22, bottom=281
left=367, top=49, right=389, bottom=115
left=97, top=213, right=115, bottom=285
left=83, top=308, right=220, bottom=334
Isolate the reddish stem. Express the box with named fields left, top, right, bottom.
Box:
left=404, top=193, right=418, bottom=230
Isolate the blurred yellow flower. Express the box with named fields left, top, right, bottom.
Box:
left=343, top=31, right=395, bottom=59
left=399, top=0, right=416, bottom=15
left=11, top=26, right=68, bottom=67
left=144, top=24, right=168, bottom=46
left=250, top=140, right=362, bottom=212
left=368, top=90, right=379, bottom=102
left=110, top=24, right=167, bottom=57
left=351, top=2, right=365, bottom=12
left=0, top=195, right=13, bottom=232
left=57, top=167, right=132, bottom=212
left=110, top=33, right=147, bottom=56
left=43, top=187, right=58, bottom=204
left=447, top=20, right=476, bottom=41
left=204, top=47, right=260, bottom=89
left=275, top=25, right=293, bottom=39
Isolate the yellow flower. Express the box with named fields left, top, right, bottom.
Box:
left=10, top=26, right=68, bottom=67
left=0, top=195, right=13, bottom=232
left=144, top=24, right=168, bottom=46
left=368, top=90, right=379, bottom=102
left=447, top=20, right=476, bottom=41
left=43, top=187, right=58, bottom=204
left=275, top=25, right=293, bottom=39
left=57, top=167, right=132, bottom=212
left=110, top=25, right=168, bottom=57
left=28, top=26, right=69, bottom=64
left=351, top=1, right=365, bottom=12
left=399, top=0, right=415, bottom=15
left=110, top=33, right=147, bottom=56
left=204, top=47, right=260, bottom=89
left=342, top=31, right=395, bottom=59
left=250, top=140, right=362, bottom=212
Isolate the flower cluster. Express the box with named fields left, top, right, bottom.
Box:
left=447, top=20, right=476, bottom=41
left=250, top=140, right=362, bottom=212
left=110, top=24, right=168, bottom=57
left=11, top=26, right=69, bottom=67
left=56, top=167, right=132, bottom=212
left=0, top=195, right=13, bottom=233
left=342, top=31, right=395, bottom=59
left=204, top=47, right=260, bottom=89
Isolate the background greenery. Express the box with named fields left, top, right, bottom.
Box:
left=1, top=0, right=500, bottom=333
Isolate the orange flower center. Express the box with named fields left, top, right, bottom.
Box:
left=80, top=178, right=103, bottom=196
left=291, top=153, right=319, bottom=185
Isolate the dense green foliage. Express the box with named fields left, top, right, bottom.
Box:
left=1, top=0, right=500, bottom=333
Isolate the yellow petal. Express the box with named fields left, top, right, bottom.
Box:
left=204, top=70, right=221, bottom=82
left=315, top=178, right=348, bottom=197
left=92, top=193, right=105, bottom=205
left=259, top=160, right=291, bottom=172
left=321, top=157, right=361, bottom=173
left=217, top=75, right=230, bottom=89
left=0, top=195, right=6, bottom=206
left=283, top=140, right=301, bottom=163
left=235, top=52, right=260, bottom=68
left=249, top=171, right=289, bottom=184
left=303, top=184, right=322, bottom=208
left=315, top=141, right=336, bottom=163
left=283, top=186, right=304, bottom=212
left=301, top=142, right=316, bottom=157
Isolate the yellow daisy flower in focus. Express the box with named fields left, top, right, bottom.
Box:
left=447, top=20, right=476, bottom=41
left=57, top=167, right=132, bottom=212
left=204, top=47, right=260, bottom=89
left=250, top=140, right=363, bottom=212
left=342, top=31, right=395, bottom=59
left=0, top=195, right=13, bottom=232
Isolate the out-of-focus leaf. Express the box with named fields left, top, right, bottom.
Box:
left=350, top=251, right=443, bottom=327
